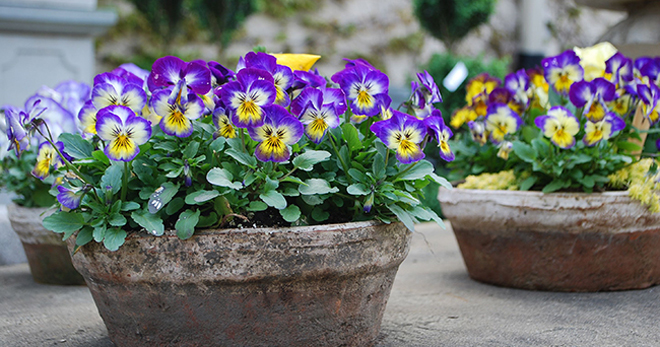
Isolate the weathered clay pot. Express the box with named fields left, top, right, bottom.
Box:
left=7, top=203, right=85, bottom=285
left=438, top=188, right=660, bottom=292
left=68, top=220, right=411, bottom=347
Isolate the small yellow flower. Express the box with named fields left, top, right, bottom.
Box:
left=458, top=170, right=519, bottom=190
left=271, top=53, right=321, bottom=71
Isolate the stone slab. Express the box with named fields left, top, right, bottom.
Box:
left=1, top=222, right=659, bottom=346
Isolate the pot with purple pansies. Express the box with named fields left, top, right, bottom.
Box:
left=440, top=42, right=660, bottom=292
left=21, top=50, right=455, bottom=346
left=1, top=81, right=90, bottom=285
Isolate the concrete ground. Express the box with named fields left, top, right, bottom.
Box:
left=1, top=222, right=659, bottom=347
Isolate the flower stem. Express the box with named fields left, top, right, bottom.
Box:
left=392, top=161, right=419, bottom=181
left=329, top=133, right=352, bottom=183
left=121, top=161, right=129, bottom=201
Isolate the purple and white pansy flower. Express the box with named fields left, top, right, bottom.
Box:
left=248, top=105, right=304, bottom=162
left=219, top=68, right=277, bottom=128
left=147, top=56, right=212, bottom=95
left=151, top=79, right=206, bottom=137
left=485, top=103, right=522, bottom=144
left=534, top=106, right=580, bottom=149
left=424, top=109, right=454, bottom=162
left=569, top=77, right=616, bottom=122
left=95, top=105, right=151, bottom=162
left=542, top=50, right=584, bottom=96
left=332, top=63, right=389, bottom=118
left=292, top=87, right=341, bottom=144
left=583, top=112, right=625, bottom=147
left=370, top=110, right=427, bottom=164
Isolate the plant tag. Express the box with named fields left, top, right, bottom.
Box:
left=631, top=104, right=650, bottom=158
left=443, top=61, right=468, bottom=92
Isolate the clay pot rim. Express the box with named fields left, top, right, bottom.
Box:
left=440, top=187, right=630, bottom=199
left=126, top=219, right=390, bottom=240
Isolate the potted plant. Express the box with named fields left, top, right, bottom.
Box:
left=26, top=52, right=451, bottom=346
left=439, top=42, right=660, bottom=292
left=0, top=81, right=92, bottom=285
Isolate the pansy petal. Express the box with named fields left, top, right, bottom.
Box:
left=183, top=61, right=212, bottom=94
left=148, top=56, right=187, bottom=90
left=95, top=110, right=124, bottom=142
left=124, top=115, right=152, bottom=145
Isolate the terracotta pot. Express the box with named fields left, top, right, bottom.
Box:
left=68, top=220, right=411, bottom=347
left=7, top=203, right=85, bottom=285
left=438, top=188, right=660, bottom=292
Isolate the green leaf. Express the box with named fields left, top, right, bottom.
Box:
left=299, top=179, right=339, bottom=195
left=197, top=212, right=218, bottom=228
left=263, top=177, right=279, bottom=192
left=75, top=226, right=94, bottom=247
left=148, top=182, right=179, bottom=213
left=93, top=225, right=106, bottom=242
left=207, top=168, right=243, bottom=189
left=260, top=190, right=287, bottom=209
left=165, top=197, right=185, bottom=215
left=59, top=133, right=93, bottom=159
left=519, top=176, right=537, bottom=191
left=531, top=138, right=550, bottom=155
left=347, top=183, right=370, bottom=196
left=372, top=153, right=385, bottom=180
left=101, top=164, right=124, bottom=194
left=210, top=137, right=226, bottom=152
left=110, top=200, right=122, bottom=214
left=396, top=160, right=434, bottom=181
left=175, top=209, right=200, bottom=240
left=121, top=201, right=141, bottom=211
left=616, top=141, right=642, bottom=152
left=341, top=123, right=363, bottom=152
left=103, top=228, right=127, bottom=251
left=43, top=212, right=84, bottom=239
left=185, top=190, right=220, bottom=205
left=311, top=207, right=330, bottom=222
left=92, top=150, right=110, bottom=165
left=301, top=194, right=325, bottom=205
left=280, top=204, right=301, bottom=222
left=292, top=150, right=332, bottom=171
left=542, top=179, right=565, bottom=193
left=153, top=141, right=178, bottom=152
left=427, top=172, right=452, bottom=189
left=410, top=206, right=444, bottom=228
left=387, top=204, right=415, bottom=232
left=183, top=141, right=200, bottom=158
left=348, top=168, right=368, bottom=182
left=108, top=213, right=127, bottom=227
left=512, top=141, right=537, bottom=163
left=282, top=187, right=300, bottom=197
left=246, top=200, right=269, bottom=211
left=131, top=210, right=165, bottom=236
left=225, top=148, right=257, bottom=169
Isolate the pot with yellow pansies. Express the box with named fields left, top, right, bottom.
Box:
left=20, top=50, right=453, bottom=346
left=439, top=42, right=660, bottom=292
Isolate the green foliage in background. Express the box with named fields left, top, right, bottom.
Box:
left=0, top=151, right=56, bottom=208
left=413, top=0, right=496, bottom=52
left=424, top=53, right=509, bottom=121
left=125, top=0, right=257, bottom=48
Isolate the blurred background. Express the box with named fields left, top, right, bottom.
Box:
left=0, top=0, right=656, bottom=264
left=0, top=0, right=638, bottom=110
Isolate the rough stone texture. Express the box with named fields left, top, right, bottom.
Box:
left=2, top=222, right=660, bottom=346
left=7, top=204, right=84, bottom=285
left=68, top=221, right=411, bottom=347
left=0, top=202, right=28, bottom=265
left=439, top=188, right=660, bottom=292
left=97, top=0, right=626, bottom=86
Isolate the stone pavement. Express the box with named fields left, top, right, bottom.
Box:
left=1, top=222, right=659, bottom=347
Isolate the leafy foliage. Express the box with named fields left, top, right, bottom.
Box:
left=413, top=0, right=496, bottom=51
